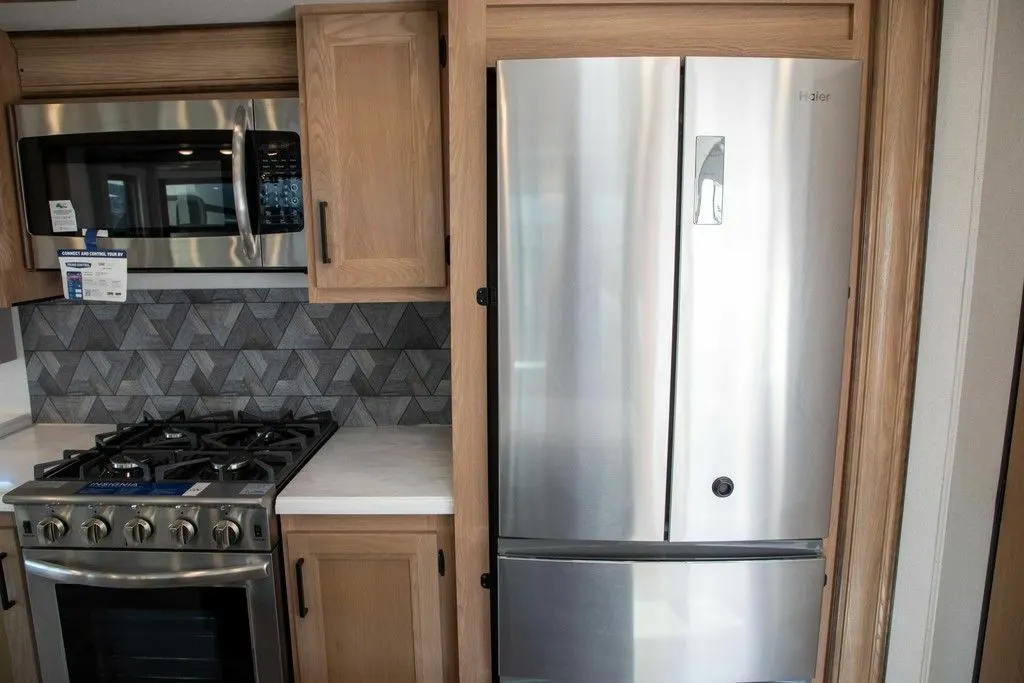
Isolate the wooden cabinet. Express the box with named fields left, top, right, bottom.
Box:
left=0, top=515, right=38, bottom=683
left=297, top=8, right=448, bottom=303
left=0, top=32, right=60, bottom=307
left=283, top=515, right=457, bottom=683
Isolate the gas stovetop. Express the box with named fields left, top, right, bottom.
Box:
left=3, top=411, right=339, bottom=552
left=34, top=410, right=336, bottom=485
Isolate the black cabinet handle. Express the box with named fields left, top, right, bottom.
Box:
left=318, top=201, right=331, bottom=265
left=0, top=552, right=15, bottom=611
left=295, top=558, right=309, bottom=618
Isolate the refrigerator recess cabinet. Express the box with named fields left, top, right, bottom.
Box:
left=491, top=56, right=862, bottom=683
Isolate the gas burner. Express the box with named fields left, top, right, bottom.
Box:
left=109, top=453, right=144, bottom=470
left=210, top=453, right=253, bottom=473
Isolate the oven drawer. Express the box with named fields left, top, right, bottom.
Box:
left=498, top=554, right=824, bottom=683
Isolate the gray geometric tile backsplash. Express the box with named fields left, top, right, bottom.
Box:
left=17, top=289, right=451, bottom=426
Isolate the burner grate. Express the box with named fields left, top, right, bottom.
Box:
left=33, top=410, right=338, bottom=485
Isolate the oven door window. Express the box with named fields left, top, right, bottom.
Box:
left=18, top=131, right=246, bottom=238
left=55, top=584, right=257, bottom=683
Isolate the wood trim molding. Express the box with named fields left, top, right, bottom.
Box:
left=445, top=0, right=490, bottom=680
left=827, top=0, right=942, bottom=680
left=12, top=24, right=298, bottom=97
left=295, top=1, right=443, bottom=16
left=489, top=0, right=852, bottom=4
left=487, top=4, right=857, bottom=61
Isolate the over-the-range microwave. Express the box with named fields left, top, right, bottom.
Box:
left=11, top=97, right=306, bottom=271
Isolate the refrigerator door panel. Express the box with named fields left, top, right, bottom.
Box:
left=670, top=57, right=862, bottom=542
left=496, top=57, right=681, bottom=543
left=498, top=554, right=824, bottom=683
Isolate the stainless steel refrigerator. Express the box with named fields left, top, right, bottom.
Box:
left=491, top=56, right=862, bottom=683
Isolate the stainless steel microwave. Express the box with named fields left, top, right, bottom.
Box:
left=12, top=97, right=306, bottom=271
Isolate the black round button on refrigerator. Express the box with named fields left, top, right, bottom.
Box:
left=712, top=476, right=734, bottom=498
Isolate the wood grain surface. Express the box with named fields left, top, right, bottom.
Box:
left=298, top=9, right=447, bottom=299
left=827, top=0, right=942, bottom=680
left=487, top=3, right=856, bottom=62
left=978, top=346, right=1024, bottom=682
left=13, top=25, right=298, bottom=96
left=285, top=530, right=445, bottom=683
left=0, top=515, right=38, bottom=683
left=444, top=0, right=491, bottom=679
left=0, top=31, right=59, bottom=306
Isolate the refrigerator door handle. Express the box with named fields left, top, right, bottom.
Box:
left=693, top=135, right=725, bottom=225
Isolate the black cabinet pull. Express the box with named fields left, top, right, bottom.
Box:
left=318, top=201, right=331, bottom=265
left=0, top=552, right=15, bottom=611
left=295, top=558, right=309, bottom=618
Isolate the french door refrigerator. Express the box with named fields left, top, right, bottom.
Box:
left=490, top=56, right=862, bottom=683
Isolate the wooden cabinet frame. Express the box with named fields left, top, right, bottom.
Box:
left=445, top=0, right=941, bottom=681
left=281, top=514, right=459, bottom=683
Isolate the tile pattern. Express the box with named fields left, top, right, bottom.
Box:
left=18, top=289, right=451, bottom=426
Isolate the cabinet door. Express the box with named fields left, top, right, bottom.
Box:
left=0, top=526, right=38, bottom=683
left=286, top=532, right=444, bottom=683
left=299, top=11, right=447, bottom=294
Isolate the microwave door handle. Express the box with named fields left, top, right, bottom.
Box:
left=24, top=558, right=270, bottom=588
left=231, top=103, right=259, bottom=262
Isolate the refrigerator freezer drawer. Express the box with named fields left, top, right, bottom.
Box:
left=498, top=554, right=824, bottom=683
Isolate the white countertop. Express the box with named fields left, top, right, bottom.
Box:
left=276, top=426, right=454, bottom=516
left=0, top=424, right=114, bottom=511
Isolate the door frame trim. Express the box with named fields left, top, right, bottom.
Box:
left=827, top=0, right=943, bottom=680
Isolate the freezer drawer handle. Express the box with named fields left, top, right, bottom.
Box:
left=0, top=553, right=15, bottom=610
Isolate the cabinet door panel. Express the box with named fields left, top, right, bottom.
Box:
left=300, top=11, right=446, bottom=290
left=285, top=531, right=444, bottom=683
left=0, top=526, right=38, bottom=683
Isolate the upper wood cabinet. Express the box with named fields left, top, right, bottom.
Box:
left=297, top=9, right=448, bottom=303
left=0, top=32, right=60, bottom=307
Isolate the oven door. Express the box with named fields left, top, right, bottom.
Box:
left=22, top=548, right=287, bottom=683
left=13, top=98, right=305, bottom=271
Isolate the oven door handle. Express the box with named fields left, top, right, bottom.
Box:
left=231, top=102, right=259, bottom=263
left=24, top=559, right=270, bottom=588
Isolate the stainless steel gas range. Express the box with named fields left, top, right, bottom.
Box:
left=3, top=411, right=338, bottom=683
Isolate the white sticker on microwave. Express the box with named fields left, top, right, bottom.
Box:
left=48, top=200, right=78, bottom=233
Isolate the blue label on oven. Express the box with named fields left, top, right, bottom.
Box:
left=77, top=481, right=195, bottom=496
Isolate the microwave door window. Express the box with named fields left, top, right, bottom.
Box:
left=18, top=130, right=240, bottom=238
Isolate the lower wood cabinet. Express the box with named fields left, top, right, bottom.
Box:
left=0, top=514, right=38, bottom=683
left=282, top=515, right=457, bottom=683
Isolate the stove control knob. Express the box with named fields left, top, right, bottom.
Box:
left=80, top=517, right=110, bottom=544
left=168, top=518, right=196, bottom=547
left=37, top=516, right=67, bottom=544
left=123, top=517, right=153, bottom=545
left=212, top=520, right=241, bottom=549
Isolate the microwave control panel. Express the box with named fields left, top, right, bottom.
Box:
left=257, top=136, right=303, bottom=230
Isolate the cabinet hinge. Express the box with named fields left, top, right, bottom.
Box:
left=476, top=286, right=496, bottom=307
left=438, top=549, right=446, bottom=576
left=480, top=572, right=492, bottom=590
left=439, top=35, right=448, bottom=68
left=445, top=235, right=451, bottom=265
